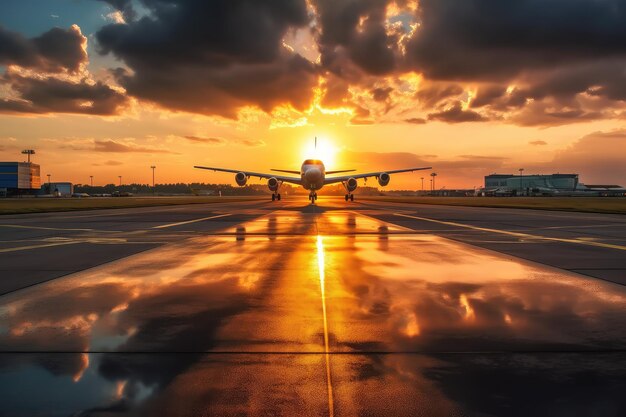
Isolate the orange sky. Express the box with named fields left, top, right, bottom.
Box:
left=2, top=1, right=626, bottom=190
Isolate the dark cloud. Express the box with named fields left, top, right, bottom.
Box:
left=96, top=0, right=317, bottom=117
left=184, top=136, right=226, bottom=145
left=415, top=84, right=463, bottom=108
left=97, top=0, right=136, bottom=21
left=404, top=117, right=426, bottom=124
left=407, top=0, right=626, bottom=81
left=428, top=102, right=488, bottom=123
left=529, top=140, right=547, bottom=146
left=371, top=87, right=393, bottom=102
left=0, top=25, right=87, bottom=73
left=315, top=0, right=402, bottom=77
left=183, top=135, right=264, bottom=147
left=511, top=100, right=604, bottom=126
left=0, top=74, right=128, bottom=115
left=94, top=140, right=175, bottom=153
left=471, top=85, right=507, bottom=108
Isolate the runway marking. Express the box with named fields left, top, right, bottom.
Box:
left=0, top=240, right=79, bottom=253
left=0, top=224, right=116, bottom=232
left=394, top=213, right=626, bottom=251
left=316, top=235, right=335, bottom=417
left=152, top=213, right=232, bottom=229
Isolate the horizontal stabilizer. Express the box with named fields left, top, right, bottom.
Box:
left=326, top=169, right=356, bottom=175
left=271, top=169, right=300, bottom=175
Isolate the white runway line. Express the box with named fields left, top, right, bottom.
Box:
left=152, top=213, right=233, bottom=229
left=394, top=213, right=626, bottom=251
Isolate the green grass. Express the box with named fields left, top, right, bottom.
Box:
left=360, top=196, right=626, bottom=214
left=0, top=196, right=265, bottom=215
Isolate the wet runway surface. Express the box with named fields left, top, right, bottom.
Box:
left=1, top=197, right=625, bottom=416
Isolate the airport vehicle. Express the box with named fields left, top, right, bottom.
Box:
left=195, top=139, right=431, bottom=202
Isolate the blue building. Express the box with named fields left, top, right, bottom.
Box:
left=0, top=162, right=41, bottom=196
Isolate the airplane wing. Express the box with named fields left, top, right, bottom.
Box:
left=194, top=166, right=302, bottom=185
left=323, top=167, right=432, bottom=185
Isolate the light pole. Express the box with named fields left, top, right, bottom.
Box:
left=118, top=176, right=122, bottom=187
left=150, top=165, right=156, bottom=194
left=519, top=168, right=524, bottom=195
left=89, top=175, right=93, bottom=187
left=47, top=174, right=51, bottom=194
left=430, top=172, right=437, bottom=193
left=421, top=177, right=424, bottom=191
left=21, top=149, right=35, bottom=163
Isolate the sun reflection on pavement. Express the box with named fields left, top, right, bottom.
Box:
left=317, top=235, right=335, bottom=417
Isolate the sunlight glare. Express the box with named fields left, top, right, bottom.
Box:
left=301, top=137, right=337, bottom=167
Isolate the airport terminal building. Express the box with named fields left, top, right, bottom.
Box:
left=0, top=162, right=41, bottom=197
left=482, top=173, right=626, bottom=196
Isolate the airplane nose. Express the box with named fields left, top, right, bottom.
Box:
left=305, top=168, right=322, bottom=182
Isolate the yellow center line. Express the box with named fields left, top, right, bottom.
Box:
left=316, top=235, right=335, bottom=417
left=394, top=213, right=626, bottom=251
left=152, top=213, right=232, bottom=229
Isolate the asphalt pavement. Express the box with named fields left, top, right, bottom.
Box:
left=0, top=197, right=625, bottom=416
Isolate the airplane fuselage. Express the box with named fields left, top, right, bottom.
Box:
left=301, top=159, right=326, bottom=191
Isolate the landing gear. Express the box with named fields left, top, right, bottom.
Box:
left=344, top=193, right=354, bottom=202
left=308, top=192, right=318, bottom=203
left=271, top=193, right=281, bottom=201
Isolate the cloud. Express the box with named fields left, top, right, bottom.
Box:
left=406, top=0, right=626, bottom=81
left=94, top=140, right=175, bottom=154
left=0, top=74, right=129, bottom=115
left=96, top=0, right=317, bottom=117
left=428, top=102, right=488, bottom=123
left=371, top=87, right=393, bottom=102
left=530, top=130, right=626, bottom=184
left=1, top=0, right=625, bottom=125
left=183, top=135, right=264, bottom=147
left=315, top=0, right=404, bottom=77
left=237, top=138, right=265, bottom=147
left=404, top=117, right=426, bottom=124
left=529, top=140, right=547, bottom=146
left=0, top=24, right=87, bottom=73
left=183, top=136, right=226, bottom=145
left=416, top=84, right=464, bottom=109
left=96, top=0, right=136, bottom=21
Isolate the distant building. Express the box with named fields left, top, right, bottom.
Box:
left=0, top=162, right=41, bottom=197
left=481, top=173, right=626, bottom=196
left=42, top=182, right=74, bottom=197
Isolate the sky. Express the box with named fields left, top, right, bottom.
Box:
left=1, top=0, right=626, bottom=189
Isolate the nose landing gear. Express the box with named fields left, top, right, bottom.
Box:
left=344, top=193, right=354, bottom=202
left=308, top=192, right=318, bottom=203
left=271, top=193, right=281, bottom=201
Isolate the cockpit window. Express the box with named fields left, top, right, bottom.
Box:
left=303, top=159, right=322, bottom=165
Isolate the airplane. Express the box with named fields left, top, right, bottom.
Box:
left=194, top=139, right=431, bottom=203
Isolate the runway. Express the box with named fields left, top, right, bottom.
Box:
left=1, top=197, right=625, bottom=416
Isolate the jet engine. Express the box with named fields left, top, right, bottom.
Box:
left=378, top=172, right=390, bottom=187
left=268, top=177, right=279, bottom=192
left=235, top=172, right=248, bottom=186
left=346, top=177, right=358, bottom=192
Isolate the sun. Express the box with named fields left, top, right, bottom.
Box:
left=301, top=137, right=338, bottom=167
